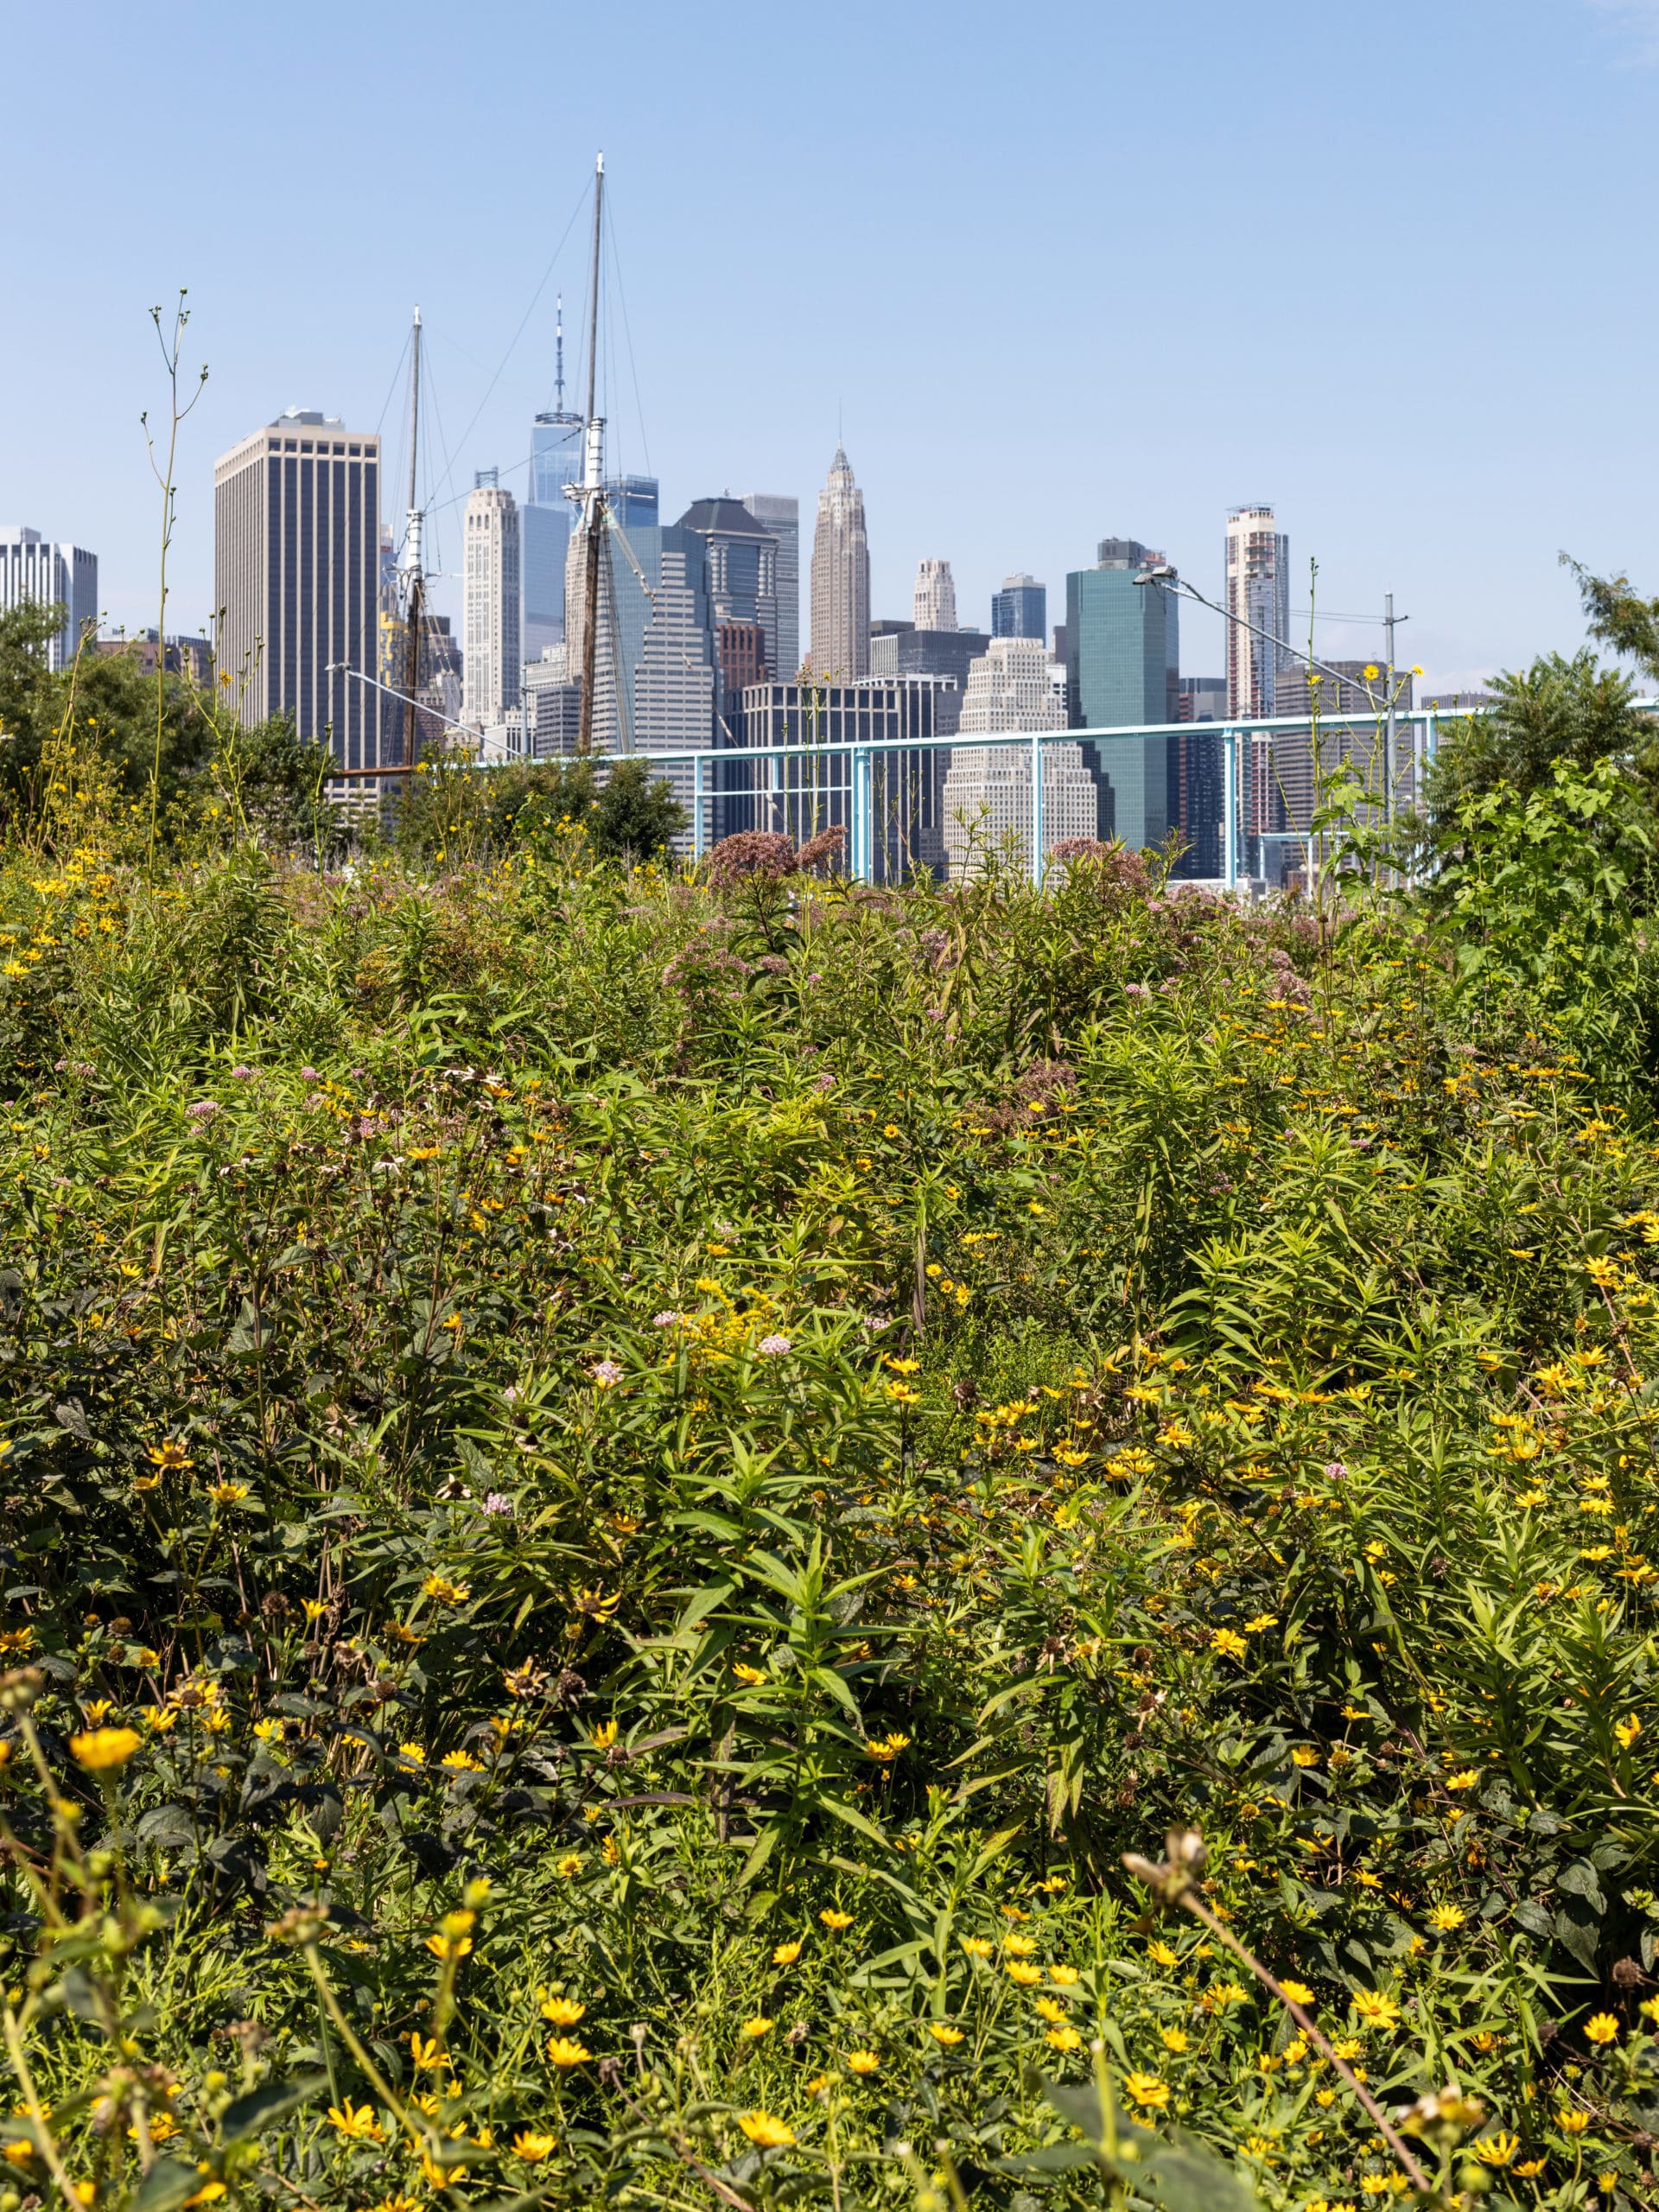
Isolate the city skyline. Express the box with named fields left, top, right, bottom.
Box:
left=5, top=1, right=1654, bottom=706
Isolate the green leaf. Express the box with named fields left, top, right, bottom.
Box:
left=131, top=2159, right=202, bottom=2212
left=220, top=2072, right=327, bottom=2143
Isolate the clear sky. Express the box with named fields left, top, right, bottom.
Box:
left=3, top=0, right=1656, bottom=695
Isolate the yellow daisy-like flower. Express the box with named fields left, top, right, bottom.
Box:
left=961, top=1936, right=993, bottom=1959
left=512, top=2130, right=557, bottom=2161
left=1351, top=1989, right=1402, bottom=2032
left=70, top=1727, right=143, bottom=1772
left=1472, top=2132, right=1517, bottom=2168
left=326, top=2097, right=385, bottom=2143
left=928, top=2023, right=964, bottom=2046
left=1046, top=2025, right=1084, bottom=2052
left=1034, top=1998, right=1067, bottom=2024
left=421, top=1573, right=471, bottom=1605
left=845, top=2050, right=880, bottom=2075
left=1427, top=1905, right=1465, bottom=1933
left=738, top=2112, right=795, bottom=2148
left=540, top=1997, right=586, bottom=2026
left=1005, top=1961, right=1044, bottom=1986
left=1613, top=1714, right=1643, bottom=1751
left=740, top=2017, right=773, bottom=2040
left=1211, top=1628, right=1248, bottom=1661
left=546, top=2036, right=590, bottom=2068
left=1123, top=2071, right=1168, bottom=2109
left=1147, top=1940, right=1179, bottom=1967
left=1583, top=2012, right=1620, bottom=2046
left=1049, top=1964, right=1080, bottom=1986
left=1278, top=1980, right=1315, bottom=2005
left=1445, top=1769, right=1478, bottom=1791
left=732, top=1662, right=767, bottom=1687
left=820, top=1909, right=853, bottom=1930
left=1160, top=2027, right=1190, bottom=2052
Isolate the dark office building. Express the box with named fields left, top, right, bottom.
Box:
left=734, top=678, right=958, bottom=880
left=868, top=625, right=989, bottom=687
left=992, top=573, right=1046, bottom=641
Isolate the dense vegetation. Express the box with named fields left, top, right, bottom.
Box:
left=3, top=596, right=1659, bottom=2212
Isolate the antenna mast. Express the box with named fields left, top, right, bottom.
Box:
left=397, top=306, right=425, bottom=766
left=573, top=154, right=606, bottom=757
left=554, top=294, right=564, bottom=413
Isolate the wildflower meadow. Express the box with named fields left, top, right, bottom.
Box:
left=3, top=611, right=1659, bottom=2212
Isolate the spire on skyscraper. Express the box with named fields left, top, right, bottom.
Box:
left=809, top=446, right=870, bottom=681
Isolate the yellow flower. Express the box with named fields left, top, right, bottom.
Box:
left=1351, top=1990, right=1402, bottom=2032
left=1006, top=1961, right=1044, bottom=1986
left=146, top=1440, right=192, bottom=1471
left=740, top=2016, right=773, bottom=2040
left=820, top=1909, right=853, bottom=1929
left=1160, top=2027, right=1189, bottom=2052
left=928, top=2023, right=964, bottom=2046
left=732, top=1662, right=767, bottom=1687
left=206, top=1480, right=250, bottom=1506
left=1583, top=2012, right=1620, bottom=2046
left=556, top=1853, right=582, bottom=1878
left=738, top=2111, right=795, bottom=2148
left=70, top=1727, right=142, bottom=1772
left=961, top=1936, right=993, bottom=1958
left=1514, top=2159, right=1548, bottom=2177
left=1278, top=1980, right=1315, bottom=2005
left=512, top=2129, right=557, bottom=2161
left=1046, top=2025, right=1084, bottom=2051
left=327, top=2097, right=385, bottom=2143
left=441, top=1751, right=483, bottom=1773
left=1559, top=2108, right=1591, bottom=2133
left=1049, top=1964, right=1080, bottom=1986
left=421, top=1573, right=470, bottom=1605
left=1614, top=1714, right=1643, bottom=1751
left=1147, top=1940, right=1179, bottom=1967
left=1243, top=1612, right=1278, bottom=1632
left=546, top=2036, right=590, bottom=2068
left=1427, top=1905, right=1465, bottom=1933
left=1034, top=1998, right=1067, bottom=2024
left=539, top=1997, right=586, bottom=2026
left=425, top=1933, right=473, bottom=1962
left=1472, top=2133, right=1517, bottom=2167
left=772, top=1940, right=803, bottom=1966
left=1004, top=1933, right=1039, bottom=1955
left=1123, top=2071, right=1168, bottom=2109
left=1445, top=1769, right=1478, bottom=1791
left=1211, top=1629, right=1248, bottom=1661
left=1292, top=1748, right=1320, bottom=1768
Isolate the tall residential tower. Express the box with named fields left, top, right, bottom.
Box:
left=912, top=558, right=957, bottom=632
left=0, top=528, right=98, bottom=671
left=462, top=478, right=522, bottom=731
left=741, top=494, right=799, bottom=678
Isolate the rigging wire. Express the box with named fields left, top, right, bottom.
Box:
left=423, top=176, right=594, bottom=519
left=605, top=198, right=652, bottom=482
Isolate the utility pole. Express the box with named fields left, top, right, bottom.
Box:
left=1382, top=591, right=1408, bottom=823
left=397, top=307, right=424, bottom=767
left=573, top=154, right=606, bottom=757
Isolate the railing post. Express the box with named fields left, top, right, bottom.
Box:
left=1224, top=726, right=1238, bottom=891
left=855, top=745, right=873, bottom=884
left=1030, top=728, right=1044, bottom=887
left=694, top=751, right=706, bottom=863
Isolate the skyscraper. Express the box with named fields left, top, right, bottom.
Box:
left=1065, top=538, right=1179, bottom=852
left=524, top=296, right=586, bottom=663
left=912, top=558, right=957, bottom=632
left=868, top=626, right=988, bottom=688
left=992, top=574, right=1046, bottom=641
left=0, top=528, right=98, bottom=671
left=941, top=638, right=1088, bottom=880
left=677, top=497, right=780, bottom=697
left=1224, top=505, right=1289, bottom=716
left=462, top=480, right=521, bottom=731
left=808, top=447, right=869, bottom=680
left=213, top=409, right=380, bottom=770
left=741, top=495, right=799, bottom=679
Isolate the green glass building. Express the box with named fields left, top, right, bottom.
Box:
left=1065, top=538, right=1179, bottom=852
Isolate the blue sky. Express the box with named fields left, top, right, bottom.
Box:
left=3, top=0, right=1656, bottom=693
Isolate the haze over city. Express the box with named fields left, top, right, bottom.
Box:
left=4, top=0, right=1657, bottom=699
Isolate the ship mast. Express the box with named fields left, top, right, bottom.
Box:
left=573, top=154, right=605, bottom=757
left=397, top=306, right=424, bottom=766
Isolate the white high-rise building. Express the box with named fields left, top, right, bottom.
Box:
left=942, top=637, right=1091, bottom=879
left=0, top=528, right=98, bottom=672
left=1224, top=505, right=1288, bottom=718
left=912, top=557, right=957, bottom=632
left=741, top=494, right=799, bottom=680
left=462, top=479, right=521, bottom=732
left=808, top=448, right=869, bottom=680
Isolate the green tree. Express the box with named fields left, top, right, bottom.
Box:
left=1562, top=552, right=1659, bottom=685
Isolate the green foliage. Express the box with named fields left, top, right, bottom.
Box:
left=392, top=753, right=686, bottom=868
left=3, top=784, right=1659, bottom=2208
left=1564, top=554, right=1659, bottom=687
left=1427, top=651, right=1656, bottom=822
